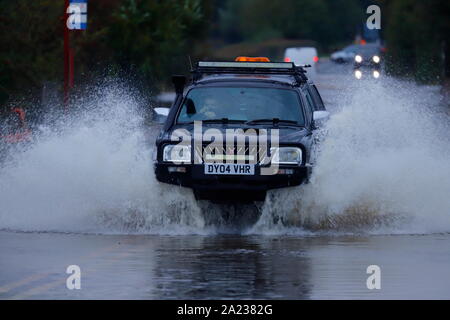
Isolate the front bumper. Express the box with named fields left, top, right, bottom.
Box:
left=154, top=163, right=310, bottom=201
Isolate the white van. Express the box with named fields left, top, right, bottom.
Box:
left=283, top=47, right=318, bottom=78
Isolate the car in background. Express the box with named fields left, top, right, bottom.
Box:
left=284, top=47, right=319, bottom=78
left=330, top=44, right=360, bottom=63
left=353, top=43, right=382, bottom=79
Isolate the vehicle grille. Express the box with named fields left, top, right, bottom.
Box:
left=193, top=143, right=269, bottom=164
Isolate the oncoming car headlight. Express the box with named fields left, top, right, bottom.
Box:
left=355, top=55, right=363, bottom=63
left=270, top=147, right=302, bottom=165
left=163, top=144, right=191, bottom=163
left=372, top=55, right=380, bottom=63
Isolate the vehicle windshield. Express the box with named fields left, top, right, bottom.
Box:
left=356, top=45, right=380, bottom=58
left=177, top=87, right=305, bottom=125
left=343, top=44, right=359, bottom=53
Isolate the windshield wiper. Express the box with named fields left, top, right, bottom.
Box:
left=179, top=118, right=247, bottom=125
left=201, top=118, right=246, bottom=124
left=245, top=118, right=299, bottom=126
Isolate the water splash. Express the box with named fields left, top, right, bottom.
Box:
left=1, top=78, right=449, bottom=235
left=250, top=78, right=450, bottom=235
left=0, top=81, right=205, bottom=235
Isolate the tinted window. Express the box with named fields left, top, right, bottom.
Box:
left=343, top=44, right=359, bottom=53
left=177, top=87, right=305, bottom=125
left=308, top=85, right=325, bottom=110
left=356, top=45, right=380, bottom=58
left=302, top=89, right=314, bottom=122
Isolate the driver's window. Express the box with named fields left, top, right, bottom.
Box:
left=302, top=89, right=313, bottom=123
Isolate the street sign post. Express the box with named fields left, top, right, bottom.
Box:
left=64, top=0, right=88, bottom=111
left=67, top=0, right=88, bottom=30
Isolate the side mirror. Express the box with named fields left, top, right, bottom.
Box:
left=313, top=110, right=330, bottom=128
left=153, top=107, right=170, bottom=124
left=172, top=75, right=186, bottom=95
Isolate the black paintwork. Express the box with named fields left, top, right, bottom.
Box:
left=153, top=65, right=326, bottom=202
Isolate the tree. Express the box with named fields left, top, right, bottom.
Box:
left=106, top=0, right=206, bottom=82
left=0, top=0, right=209, bottom=108
left=381, top=0, right=450, bottom=82
left=216, top=0, right=363, bottom=51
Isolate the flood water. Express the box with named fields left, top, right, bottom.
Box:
left=1, top=231, right=450, bottom=299
left=1, top=61, right=449, bottom=299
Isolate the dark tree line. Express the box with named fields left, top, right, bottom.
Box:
left=379, top=0, right=450, bottom=82
left=213, top=0, right=364, bottom=51
left=0, top=0, right=209, bottom=108
left=0, top=0, right=448, bottom=110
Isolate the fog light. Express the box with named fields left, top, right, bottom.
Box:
left=373, top=70, right=380, bottom=78
left=168, top=166, right=187, bottom=173
left=354, top=70, right=362, bottom=79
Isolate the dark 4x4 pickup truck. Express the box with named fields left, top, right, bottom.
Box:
left=153, top=58, right=329, bottom=202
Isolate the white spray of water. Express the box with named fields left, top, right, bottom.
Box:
left=0, top=82, right=206, bottom=235
left=250, top=78, right=450, bottom=234
left=1, top=78, right=449, bottom=235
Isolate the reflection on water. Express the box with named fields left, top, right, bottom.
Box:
left=147, top=234, right=450, bottom=299
left=150, top=236, right=313, bottom=299
left=2, top=231, right=450, bottom=299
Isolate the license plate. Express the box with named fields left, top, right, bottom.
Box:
left=204, top=163, right=255, bottom=175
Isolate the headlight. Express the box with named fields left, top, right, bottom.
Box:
left=355, top=55, right=363, bottom=63
left=372, top=55, right=380, bottom=63
left=163, top=144, right=191, bottom=163
left=354, top=70, right=362, bottom=79
left=270, top=147, right=302, bottom=165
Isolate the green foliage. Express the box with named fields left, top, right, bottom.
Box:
left=0, top=0, right=63, bottom=105
left=217, top=0, right=363, bottom=51
left=381, top=0, right=450, bottom=82
left=0, top=0, right=208, bottom=106
left=107, top=0, right=205, bottom=80
left=1, top=0, right=448, bottom=108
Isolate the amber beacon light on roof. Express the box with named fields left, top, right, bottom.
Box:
left=235, top=56, right=271, bottom=62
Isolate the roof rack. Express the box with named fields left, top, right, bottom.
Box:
left=191, top=61, right=309, bottom=85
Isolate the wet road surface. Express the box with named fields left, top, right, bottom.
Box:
left=1, top=60, right=450, bottom=300
left=1, top=231, right=450, bottom=299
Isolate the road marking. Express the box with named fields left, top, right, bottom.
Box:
left=8, top=278, right=68, bottom=300
left=8, top=250, right=133, bottom=300
left=3, top=237, right=148, bottom=299
left=0, top=240, right=123, bottom=297
left=0, top=273, right=50, bottom=294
